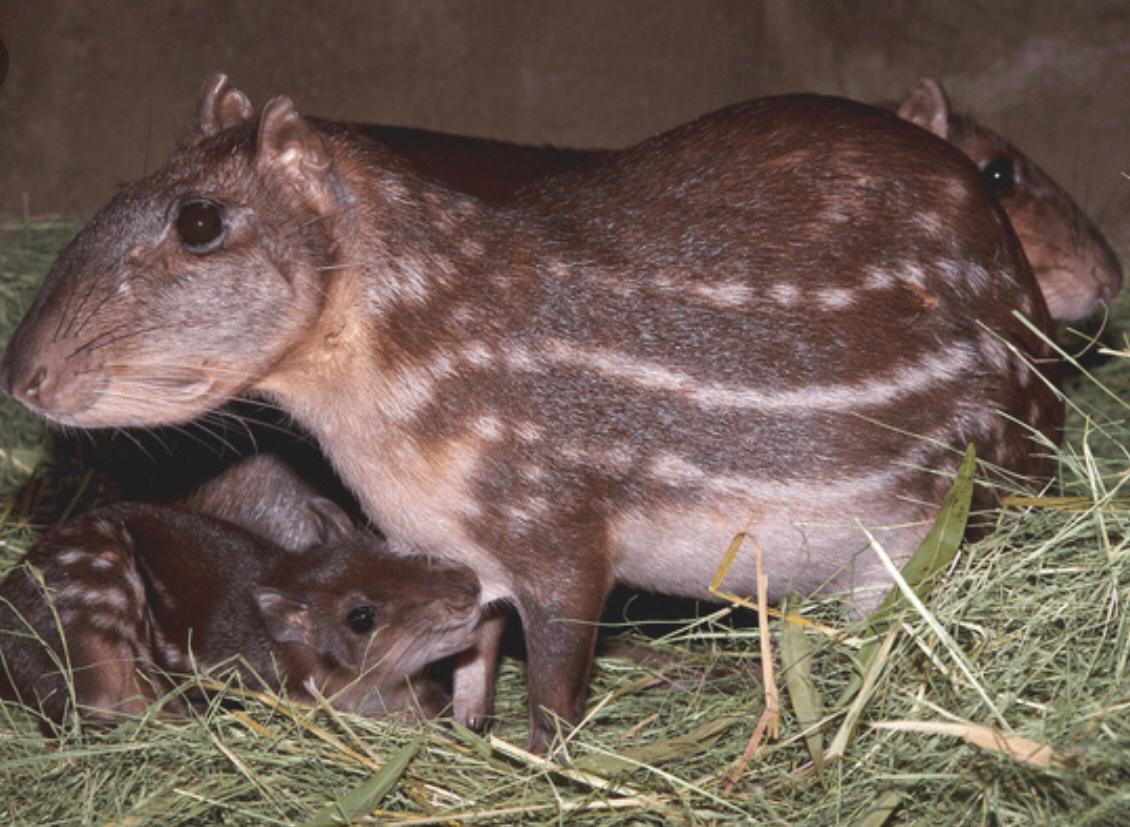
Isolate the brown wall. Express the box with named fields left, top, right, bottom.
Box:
left=1, top=0, right=1127, bottom=252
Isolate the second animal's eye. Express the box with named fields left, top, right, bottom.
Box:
left=345, top=604, right=378, bottom=635
left=176, top=200, right=226, bottom=252
left=981, top=157, right=1016, bottom=194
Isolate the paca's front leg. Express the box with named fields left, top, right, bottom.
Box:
left=515, top=548, right=613, bottom=755
left=452, top=609, right=506, bottom=731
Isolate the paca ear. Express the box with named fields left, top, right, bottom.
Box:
left=196, top=71, right=255, bottom=137
left=254, top=588, right=313, bottom=646
left=896, top=77, right=952, bottom=140
left=257, top=96, right=334, bottom=214
left=307, top=497, right=356, bottom=545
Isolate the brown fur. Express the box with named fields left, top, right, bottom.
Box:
left=185, top=452, right=504, bottom=730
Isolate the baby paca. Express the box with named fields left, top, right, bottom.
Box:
left=0, top=73, right=1064, bottom=751
left=0, top=501, right=481, bottom=728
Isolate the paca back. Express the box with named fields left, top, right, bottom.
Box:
left=395, top=95, right=1060, bottom=603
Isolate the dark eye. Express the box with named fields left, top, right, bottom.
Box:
left=175, top=200, right=226, bottom=252
left=981, top=157, right=1015, bottom=194
left=345, top=604, right=378, bottom=635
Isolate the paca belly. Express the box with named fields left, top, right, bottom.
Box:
left=609, top=467, right=936, bottom=611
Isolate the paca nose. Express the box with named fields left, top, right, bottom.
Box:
left=0, top=354, right=80, bottom=419
left=0, top=351, right=104, bottom=422
left=0, top=354, right=43, bottom=404
left=22, top=367, right=49, bottom=401
left=5, top=364, right=55, bottom=409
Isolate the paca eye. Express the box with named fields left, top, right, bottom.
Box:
left=345, top=604, right=378, bottom=635
left=175, top=200, right=226, bottom=252
left=981, top=157, right=1016, bottom=194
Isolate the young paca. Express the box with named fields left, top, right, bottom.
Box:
left=0, top=502, right=481, bottom=728
left=184, top=451, right=505, bottom=730
left=338, top=71, right=1123, bottom=322
left=0, top=73, right=1063, bottom=751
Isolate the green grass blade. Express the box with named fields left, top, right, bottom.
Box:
left=838, top=444, right=976, bottom=706
left=572, top=713, right=743, bottom=774
left=298, top=738, right=422, bottom=827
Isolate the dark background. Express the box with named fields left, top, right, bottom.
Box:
left=0, top=1, right=1128, bottom=255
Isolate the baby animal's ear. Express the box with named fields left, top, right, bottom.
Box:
left=196, top=71, right=255, bottom=137
left=896, top=77, right=952, bottom=140
left=307, top=497, right=357, bottom=545
left=256, top=95, right=335, bottom=215
left=254, top=588, right=313, bottom=646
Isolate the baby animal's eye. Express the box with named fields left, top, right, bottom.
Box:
left=981, top=157, right=1016, bottom=194
left=175, top=200, right=226, bottom=252
left=345, top=604, right=378, bottom=635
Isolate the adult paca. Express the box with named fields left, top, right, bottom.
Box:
left=0, top=72, right=1064, bottom=752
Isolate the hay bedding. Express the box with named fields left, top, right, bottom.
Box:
left=0, top=223, right=1127, bottom=826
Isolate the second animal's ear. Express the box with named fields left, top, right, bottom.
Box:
left=896, top=77, right=952, bottom=140
left=254, top=588, right=313, bottom=646
left=308, top=497, right=356, bottom=545
left=196, top=71, right=255, bottom=137
left=256, top=95, right=335, bottom=214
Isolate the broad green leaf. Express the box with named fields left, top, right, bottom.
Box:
left=781, top=619, right=824, bottom=773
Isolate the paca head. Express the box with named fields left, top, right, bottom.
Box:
left=254, top=529, right=482, bottom=714
left=0, top=73, right=345, bottom=427
left=897, top=77, right=1122, bottom=322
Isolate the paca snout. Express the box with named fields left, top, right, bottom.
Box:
left=0, top=268, right=217, bottom=427
left=0, top=334, right=107, bottom=423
